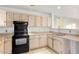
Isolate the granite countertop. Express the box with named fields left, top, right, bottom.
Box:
left=58, top=35, right=79, bottom=42
left=48, top=32, right=79, bottom=42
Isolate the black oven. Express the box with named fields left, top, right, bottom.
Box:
left=12, top=21, right=29, bottom=54
left=12, top=36, right=29, bottom=54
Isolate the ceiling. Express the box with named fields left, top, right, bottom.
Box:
left=2, top=5, right=78, bottom=14
left=0, top=5, right=79, bottom=18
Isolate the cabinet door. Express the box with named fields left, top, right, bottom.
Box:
left=13, top=13, right=20, bottom=21
left=0, top=10, right=6, bottom=26
left=47, top=38, right=53, bottom=49
left=40, top=35, right=47, bottom=47
left=28, top=15, right=36, bottom=27
left=53, top=37, right=62, bottom=53
left=20, top=14, right=29, bottom=21
left=4, top=36, right=12, bottom=54
left=42, top=16, right=48, bottom=27
left=36, top=16, right=42, bottom=27
left=0, top=37, right=4, bottom=54
left=29, top=35, right=40, bottom=49
left=47, top=17, right=52, bottom=27
left=6, top=12, right=14, bottom=26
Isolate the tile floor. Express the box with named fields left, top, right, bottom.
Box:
left=26, top=47, right=56, bottom=54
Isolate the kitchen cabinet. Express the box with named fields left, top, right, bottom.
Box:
left=42, top=16, right=52, bottom=27
left=42, top=16, right=48, bottom=27
left=28, top=15, right=36, bottom=27
left=36, top=16, right=42, bottom=27
left=47, top=17, right=52, bottom=27
left=29, top=35, right=40, bottom=49
left=20, top=14, right=29, bottom=21
left=47, top=37, right=53, bottom=49
left=53, top=37, right=60, bottom=53
left=4, top=36, right=12, bottom=54
left=29, top=33, right=48, bottom=50
left=0, top=37, right=4, bottom=54
left=39, top=35, right=47, bottom=47
left=6, top=11, right=14, bottom=26
left=0, top=10, right=6, bottom=27
left=13, top=13, right=21, bottom=21
left=0, top=35, right=12, bottom=54
left=53, top=36, right=71, bottom=54
left=47, top=34, right=54, bottom=49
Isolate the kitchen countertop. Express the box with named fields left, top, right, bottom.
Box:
left=48, top=32, right=79, bottom=42
left=58, top=35, right=79, bottom=42
left=0, top=33, right=13, bottom=36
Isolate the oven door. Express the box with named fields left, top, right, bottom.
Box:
left=12, top=36, right=29, bottom=54
left=15, top=38, right=27, bottom=45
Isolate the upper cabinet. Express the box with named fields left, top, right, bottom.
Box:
left=35, top=16, right=42, bottom=27
left=19, top=14, right=29, bottom=21
left=13, top=12, right=29, bottom=22
left=47, top=17, right=52, bottom=27
left=28, top=15, right=36, bottom=27
left=29, top=15, right=52, bottom=27
left=6, top=11, right=14, bottom=27
left=42, top=16, right=49, bottom=27
left=0, top=10, right=52, bottom=27
left=0, top=10, right=6, bottom=27
left=13, top=12, right=21, bottom=21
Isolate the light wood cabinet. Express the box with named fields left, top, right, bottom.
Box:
left=39, top=35, right=47, bottom=47
left=36, top=16, right=42, bottom=27
left=47, top=17, right=52, bottom=27
left=42, top=16, right=48, bottom=27
left=13, top=13, right=21, bottom=21
left=20, top=14, right=29, bottom=21
left=53, top=36, right=71, bottom=54
left=47, top=38, right=53, bottom=49
left=29, top=33, right=47, bottom=50
left=42, top=16, right=52, bottom=27
left=29, top=35, right=40, bottom=49
left=4, top=36, right=12, bottom=54
left=0, top=10, right=6, bottom=26
left=6, top=12, right=14, bottom=26
left=0, top=37, right=4, bottom=54
left=28, top=15, right=36, bottom=27
left=53, top=37, right=66, bottom=53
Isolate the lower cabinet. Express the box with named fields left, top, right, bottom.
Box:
left=47, top=38, right=53, bottom=49
left=39, top=35, right=47, bottom=47
left=53, top=37, right=71, bottom=54
left=0, top=36, right=12, bottom=54
left=29, top=34, right=47, bottom=50
left=29, top=35, right=40, bottom=49
left=53, top=38, right=61, bottom=53
left=0, top=37, right=4, bottom=54
left=4, top=36, right=12, bottom=54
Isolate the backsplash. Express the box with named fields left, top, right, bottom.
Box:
left=51, top=28, right=79, bottom=35
left=0, top=27, right=14, bottom=33
left=0, top=27, right=79, bottom=35
left=28, top=27, right=50, bottom=32
left=0, top=27, right=50, bottom=33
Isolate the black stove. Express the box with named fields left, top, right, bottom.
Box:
left=12, top=21, right=29, bottom=54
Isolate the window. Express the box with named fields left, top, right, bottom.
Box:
left=66, top=24, right=76, bottom=29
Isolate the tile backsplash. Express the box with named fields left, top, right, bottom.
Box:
left=0, top=26, right=79, bottom=35
left=51, top=28, right=79, bottom=35
left=0, top=27, right=50, bottom=33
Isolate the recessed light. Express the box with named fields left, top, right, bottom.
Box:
left=57, top=6, right=61, bottom=10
